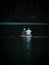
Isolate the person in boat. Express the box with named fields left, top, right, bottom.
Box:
left=21, top=28, right=26, bottom=36
left=25, top=28, right=32, bottom=36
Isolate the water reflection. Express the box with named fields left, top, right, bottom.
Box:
left=26, top=37, right=31, bottom=50
left=23, top=36, right=32, bottom=64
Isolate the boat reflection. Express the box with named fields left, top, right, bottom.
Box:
left=22, top=36, right=32, bottom=64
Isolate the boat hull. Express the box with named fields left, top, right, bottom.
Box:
left=20, top=35, right=32, bottom=37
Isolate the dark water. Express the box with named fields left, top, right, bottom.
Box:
left=0, top=25, right=49, bottom=65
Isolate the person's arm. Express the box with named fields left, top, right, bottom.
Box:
left=30, top=30, right=32, bottom=33
left=25, top=30, right=27, bottom=32
left=31, top=30, right=32, bottom=35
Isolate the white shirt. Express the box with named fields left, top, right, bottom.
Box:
left=26, top=30, right=32, bottom=35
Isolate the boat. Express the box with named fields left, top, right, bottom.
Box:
left=20, top=34, right=32, bottom=37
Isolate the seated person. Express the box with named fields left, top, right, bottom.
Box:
left=26, top=28, right=32, bottom=36
left=21, top=28, right=26, bottom=36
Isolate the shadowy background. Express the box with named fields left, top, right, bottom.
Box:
left=0, top=0, right=49, bottom=22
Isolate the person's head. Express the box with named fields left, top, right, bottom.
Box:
left=23, top=28, right=26, bottom=31
left=28, top=28, right=30, bottom=30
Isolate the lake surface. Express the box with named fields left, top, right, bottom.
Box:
left=0, top=25, right=49, bottom=65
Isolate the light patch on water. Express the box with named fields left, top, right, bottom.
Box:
left=32, top=36, right=48, bottom=38
left=22, top=36, right=32, bottom=63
